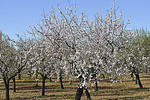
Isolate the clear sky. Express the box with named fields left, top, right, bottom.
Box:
left=0, top=0, right=150, bottom=39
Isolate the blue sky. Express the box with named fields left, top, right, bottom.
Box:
left=0, top=0, right=150, bottom=39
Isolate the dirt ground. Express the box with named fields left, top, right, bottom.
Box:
left=0, top=74, right=150, bottom=100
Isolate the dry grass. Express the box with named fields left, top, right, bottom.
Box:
left=0, top=74, right=150, bottom=100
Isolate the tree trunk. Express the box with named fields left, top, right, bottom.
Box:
left=36, top=73, right=38, bottom=87
left=134, top=68, right=143, bottom=88
left=133, top=69, right=137, bottom=84
left=84, top=87, right=91, bottom=100
left=5, top=82, right=9, bottom=100
left=131, top=72, right=134, bottom=81
left=102, top=74, right=105, bottom=80
left=136, top=74, right=143, bottom=88
left=94, top=77, right=98, bottom=91
left=18, top=72, right=21, bottom=80
left=49, top=77, right=52, bottom=82
left=59, top=74, right=64, bottom=89
left=135, top=76, right=138, bottom=84
left=3, top=78, right=10, bottom=100
left=135, top=75, right=138, bottom=84
left=42, top=76, right=46, bottom=96
left=13, top=77, right=16, bottom=92
left=75, top=87, right=83, bottom=100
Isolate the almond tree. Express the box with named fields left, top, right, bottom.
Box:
left=0, top=33, right=33, bottom=100
left=92, top=7, right=131, bottom=83
left=138, top=29, right=150, bottom=74
left=27, top=36, right=57, bottom=96
left=0, top=34, right=24, bottom=100
left=0, top=34, right=17, bottom=100
left=28, top=2, right=133, bottom=99
left=126, top=29, right=150, bottom=88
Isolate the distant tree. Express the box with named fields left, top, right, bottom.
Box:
left=126, top=29, right=150, bottom=88
left=0, top=33, right=30, bottom=100
left=139, top=29, right=150, bottom=74
left=27, top=36, right=57, bottom=96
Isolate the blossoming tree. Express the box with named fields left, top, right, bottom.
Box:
left=28, top=2, right=133, bottom=99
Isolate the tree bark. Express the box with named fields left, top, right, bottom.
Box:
left=135, top=75, right=138, bottom=84
left=18, top=72, right=21, bottom=80
left=49, top=77, right=52, bottom=82
left=5, top=82, right=9, bottom=100
left=59, top=74, right=64, bottom=89
left=75, top=87, right=83, bottom=100
left=84, top=87, right=91, bottom=100
left=134, top=68, right=143, bottom=88
left=102, top=74, right=105, bottom=80
left=131, top=72, right=134, bottom=81
left=3, top=77, right=10, bottom=100
left=136, top=74, right=143, bottom=88
left=133, top=68, right=137, bottom=84
left=42, top=76, right=46, bottom=96
left=94, top=77, right=98, bottom=91
left=36, top=73, right=38, bottom=87
left=13, top=77, right=16, bottom=92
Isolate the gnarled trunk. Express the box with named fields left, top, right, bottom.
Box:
left=75, top=87, right=83, bottom=100
left=84, top=87, right=91, bottom=100
left=75, top=76, right=91, bottom=100
left=75, top=86, right=91, bottom=100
